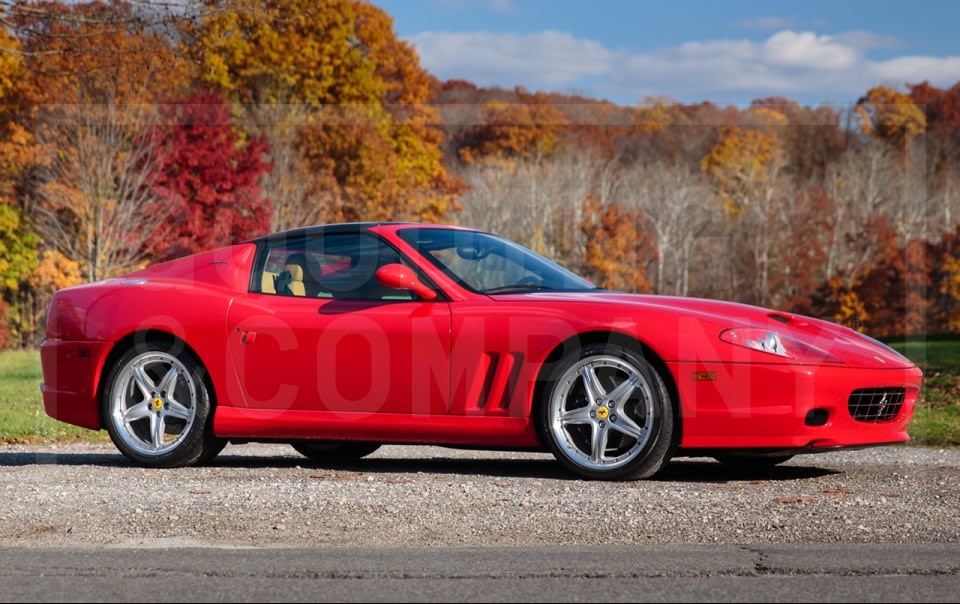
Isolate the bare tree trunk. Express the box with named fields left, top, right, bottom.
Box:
left=36, top=102, right=168, bottom=282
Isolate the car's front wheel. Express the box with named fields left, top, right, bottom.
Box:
left=540, top=343, right=675, bottom=480
left=102, top=341, right=224, bottom=468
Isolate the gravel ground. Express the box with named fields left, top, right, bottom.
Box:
left=0, top=443, right=957, bottom=548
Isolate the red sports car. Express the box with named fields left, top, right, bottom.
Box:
left=40, top=223, right=922, bottom=480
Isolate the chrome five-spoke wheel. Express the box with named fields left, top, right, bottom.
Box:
left=103, top=342, right=223, bottom=467
left=550, top=355, right=655, bottom=470
left=541, top=344, right=674, bottom=480
left=110, top=352, right=197, bottom=455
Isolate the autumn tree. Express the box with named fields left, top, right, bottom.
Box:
left=0, top=1, right=212, bottom=58
left=855, top=86, right=926, bottom=148
left=187, top=0, right=461, bottom=225
left=910, top=81, right=960, bottom=161
left=581, top=195, right=656, bottom=293
left=37, top=103, right=170, bottom=282
left=749, top=97, right=846, bottom=183
left=940, top=253, right=960, bottom=332
left=146, top=91, right=271, bottom=261
left=701, top=126, right=786, bottom=305
left=0, top=27, right=39, bottom=346
left=853, top=238, right=933, bottom=336
left=458, top=96, right=568, bottom=164
left=16, top=1, right=187, bottom=105
left=18, top=2, right=189, bottom=283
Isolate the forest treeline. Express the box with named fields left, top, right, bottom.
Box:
left=0, top=0, right=958, bottom=346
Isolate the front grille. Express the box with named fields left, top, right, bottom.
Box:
left=848, top=387, right=905, bottom=422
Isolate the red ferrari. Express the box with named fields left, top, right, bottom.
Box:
left=41, top=223, right=922, bottom=480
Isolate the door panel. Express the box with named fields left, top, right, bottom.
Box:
left=228, top=294, right=451, bottom=415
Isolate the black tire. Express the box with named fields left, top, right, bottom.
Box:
left=538, top=343, right=675, bottom=481
left=291, top=442, right=381, bottom=464
left=713, top=453, right=794, bottom=468
left=101, top=340, right=224, bottom=468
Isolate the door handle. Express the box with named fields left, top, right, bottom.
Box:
left=240, top=331, right=258, bottom=345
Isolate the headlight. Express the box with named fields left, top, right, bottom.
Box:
left=720, top=328, right=842, bottom=363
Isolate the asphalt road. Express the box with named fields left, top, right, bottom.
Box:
left=0, top=544, right=957, bottom=602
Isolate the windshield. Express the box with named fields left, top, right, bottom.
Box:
left=397, top=228, right=598, bottom=294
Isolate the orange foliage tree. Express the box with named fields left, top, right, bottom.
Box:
left=580, top=195, right=656, bottom=293
left=188, top=0, right=462, bottom=224
left=458, top=95, right=568, bottom=164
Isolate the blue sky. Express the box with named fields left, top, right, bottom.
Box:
left=376, top=0, right=960, bottom=106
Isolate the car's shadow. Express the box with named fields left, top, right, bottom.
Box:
left=0, top=450, right=839, bottom=482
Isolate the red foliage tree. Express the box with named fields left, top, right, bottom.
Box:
left=148, top=91, right=271, bottom=261
left=910, top=81, right=960, bottom=166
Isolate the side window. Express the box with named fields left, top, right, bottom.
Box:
left=256, top=233, right=416, bottom=301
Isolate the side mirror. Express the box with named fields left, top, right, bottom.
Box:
left=375, top=264, right=437, bottom=301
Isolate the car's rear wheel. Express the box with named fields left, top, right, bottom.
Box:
left=539, top=343, right=675, bottom=480
left=713, top=453, right=794, bottom=468
left=291, top=442, right=381, bottom=464
left=102, top=341, right=223, bottom=468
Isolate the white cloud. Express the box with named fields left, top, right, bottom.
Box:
left=763, top=31, right=857, bottom=70
left=412, top=30, right=613, bottom=88
left=410, top=29, right=960, bottom=103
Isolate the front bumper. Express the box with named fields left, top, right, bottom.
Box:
left=40, top=339, right=114, bottom=430
left=668, top=361, right=922, bottom=450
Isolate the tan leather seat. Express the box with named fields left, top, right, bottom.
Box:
left=282, top=262, right=306, bottom=297
left=261, top=271, right=278, bottom=294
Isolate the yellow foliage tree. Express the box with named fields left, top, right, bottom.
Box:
left=700, top=126, right=785, bottom=216
left=189, top=0, right=462, bottom=222
left=829, top=277, right=870, bottom=332
left=189, top=0, right=379, bottom=105
left=855, top=86, right=927, bottom=146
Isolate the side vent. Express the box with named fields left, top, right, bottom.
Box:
left=496, top=352, right=524, bottom=410
left=473, top=352, right=525, bottom=413
left=476, top=352, right=500, bottom=410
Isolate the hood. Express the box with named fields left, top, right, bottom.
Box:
left=493, top=291, right=915, bottom=369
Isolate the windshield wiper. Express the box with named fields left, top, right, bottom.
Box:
left=483, top=283, right=553, bottom=294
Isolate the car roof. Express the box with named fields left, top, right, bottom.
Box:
left=251, top=222, right=471, bottom=244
